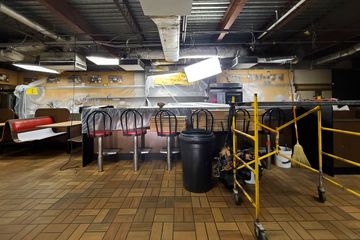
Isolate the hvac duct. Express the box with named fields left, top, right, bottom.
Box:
left=315, top=43, right=360, bottom=65
left=151, top=16, right=180, bottom=62
left=0, top=3, right=64, bottom=42
left=128, top=46, right=246, bottom=60
left=0, top=49, right=25, bottom=62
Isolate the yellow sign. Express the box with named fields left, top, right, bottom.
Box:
left=154, top=72, right=189, bottom=86
left=25, top=87, right=38, bottom=95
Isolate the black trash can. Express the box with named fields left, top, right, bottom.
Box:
left=179, top=129, right=215, bottom=193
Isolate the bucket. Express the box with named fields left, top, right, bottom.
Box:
left=275, top=146, right=292, bottom=168
left=245, top=171, right=255, bottom=184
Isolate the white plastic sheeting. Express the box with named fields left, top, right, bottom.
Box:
left=145, top=74, right=209, bottom=105
left=17, top=128, right=65, bottom=142
left=14, top=80, right=45, bottom=119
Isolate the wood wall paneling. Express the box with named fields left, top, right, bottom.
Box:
left=0, top=68, right=19, bottom=86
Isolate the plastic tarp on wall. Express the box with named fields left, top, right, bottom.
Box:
left=146, top=74, right=209, bottom=97
left=217, top=70, right=292, bottom=102
left=14, top=80, right=46, bottom=119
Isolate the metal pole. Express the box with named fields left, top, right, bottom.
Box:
left=275, top=130, right=280, bottom=154
left=134, top=135, right=138, bottom=171
left=232, top=97, right=237, bottom=192
left=98, top=136, right=103, bottom=172
left=167, top=136, right=171, bottom=171
left=266, top=134, right=271, bottom=169
left=317, top=107, right=326, bottom=201
left=254, top=94, right=260, bottom=220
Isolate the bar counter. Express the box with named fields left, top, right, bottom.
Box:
left=80, top=101, right=360, bottom=175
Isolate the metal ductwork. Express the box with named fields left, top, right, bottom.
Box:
left=138, top=0, right=192, bottom=62
left=0, top=3, right=64, bottom=42
left=0, top=49, right=25, bottom=62
left=128, top=46, right=246, bottom=60
left=315, top=43, right=360, bottom=65
left=151, top=16, right=180, bottom=62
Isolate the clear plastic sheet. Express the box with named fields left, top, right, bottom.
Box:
left=218, top=70, right=292, bottom=102
left=81, top=107, right=195, bottom=134
left=14, top=80, right=46, bottom=119
left=145, top=74, right=209, bottom=104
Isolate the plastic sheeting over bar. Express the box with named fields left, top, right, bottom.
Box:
left=81, top=103, right=230, bottom=134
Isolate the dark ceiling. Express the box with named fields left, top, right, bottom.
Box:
left=0, top=0, right=359, bottom=68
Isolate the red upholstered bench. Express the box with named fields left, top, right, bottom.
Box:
left=7, top=117, right=66, bottom=143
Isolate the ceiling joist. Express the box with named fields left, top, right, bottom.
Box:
left=217, top=0, right=248, bottom=41
left=113, top=0, right=143, bottom=41
left=258, top=0, right=312, bottom=40
left=38, top=0, right=118, bottom=56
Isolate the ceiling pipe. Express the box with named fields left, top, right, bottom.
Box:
left=0, top=3, right=64, bottom=42
left=258, top=0, right=308, bottom=40
left=315, top=43, right=360, bottom=65
left=181, top=16, right=188, bottom=44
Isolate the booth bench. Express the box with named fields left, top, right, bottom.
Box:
left=0, top=116, right=66, bottom=144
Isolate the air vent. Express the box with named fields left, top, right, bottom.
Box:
left=40, top=52, right=87, bottom=72
left=0, top=49, right=25, bottom=62
left=119, top=59, right=145, bottom=71
left=232, top=56, right=258, bottom=69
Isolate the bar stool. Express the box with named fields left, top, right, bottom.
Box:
left=86, top=110, right=112, bottom=172
left=233, top=108, right=251, bottom=150
left=234, top=109, right=251, bottom=133
left=190, top=109, right=214, bottom=131
left=262, top=108, right=285, bottom=169
left=155, top=109, right=180, bottom=171
left=120, top=109, right=150, bottom=171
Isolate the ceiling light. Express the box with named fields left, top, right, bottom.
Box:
left=184, top=57, right=222, bottom=82
left=180, top=54, right=218, bottom=59
left=258, top=56, right=298, bottom=64
left=13, top=63, right=59, bottom=74
left=86, top=56, right=119, bottom=65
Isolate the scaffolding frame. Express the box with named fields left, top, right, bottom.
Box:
left=231, top=94, right=360, bottom=240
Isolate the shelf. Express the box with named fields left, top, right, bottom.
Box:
left=145, top=96, right=207, bottom=98
left=44, top=85, right=145, bottom=90
left=87, top=96, right=145, bottom=100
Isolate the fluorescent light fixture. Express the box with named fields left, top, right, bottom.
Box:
left=184, top=57, right=222, bottom=82
left=86, top=56, right=119, bottom=65
left=13, top=63, right=59, bottom=74
left=180, top=54, right=218, bottom=59
left=258, top=56, right=298, bottom=64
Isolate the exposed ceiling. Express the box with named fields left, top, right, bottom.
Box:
left=0, top=0, right=359, bottom=70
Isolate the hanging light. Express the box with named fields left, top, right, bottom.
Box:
left=184, top=57, right=222, bottom=82
left=13, top=63, right=59, bottom=74
left=86, top=56, right=119, bottom=65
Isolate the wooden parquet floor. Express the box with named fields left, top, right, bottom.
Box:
left=0, top=150, right=359, bottom=240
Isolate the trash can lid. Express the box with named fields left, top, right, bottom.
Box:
left=179, top=129, right=215, bottom=142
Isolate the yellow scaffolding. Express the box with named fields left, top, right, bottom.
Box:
left=232, top=94, right=269, bottom=240
left=231, top=94, right=360, bottom=240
